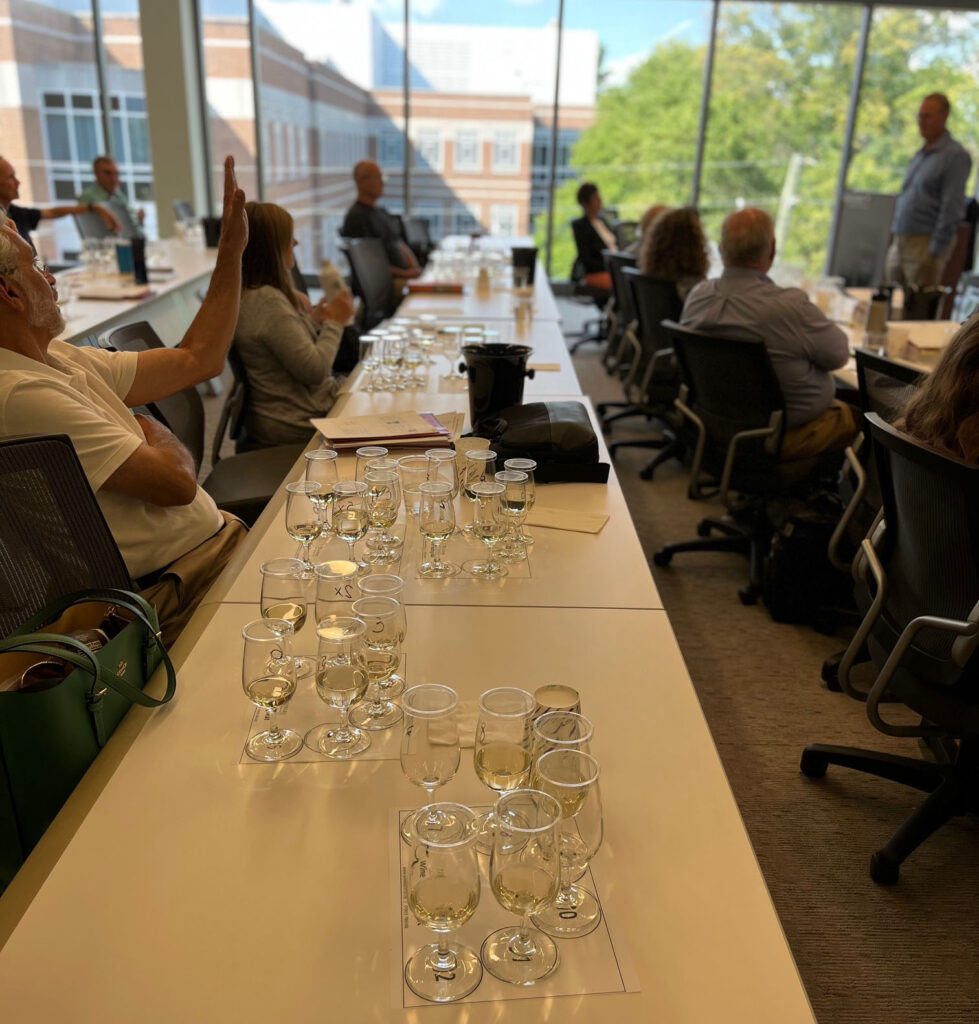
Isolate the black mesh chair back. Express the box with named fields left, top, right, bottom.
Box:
left=613, top=220, right=639, bottom=249
left=172, top=199, right=195, bottom=222
left=511, top=247, right=537, bottom=286
left=902, top=286, right=951, bottom=321
left=72, top=211, right=113, bottom=241
left=103, top=322, right=206, bottom=471
left=605, top=251, right=638, bottom=329
left=0, top=435, right=131, bottom=637
left=343, top=237, right=394, bottom=329
left=403, top=216, right=432, bottom=258
left=622, top=269, right=681, bottom=396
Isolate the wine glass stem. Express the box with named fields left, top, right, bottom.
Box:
left=265, top=709, right=283, bottom=747
left=434, top=935, right=457, bottom=971
left=336, top=706, right=352, bottom=742
left=347, top=539, right=357, bottom=562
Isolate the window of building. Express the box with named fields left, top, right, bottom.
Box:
left=492, top=131, right=518, bottom=172
left=490, top=203, right=518, bottom=236
left=455, top=131, right=481, bottom=171
left=415, top=129, right=441, bottom=170
left=380, top=130, right=405, bottom=168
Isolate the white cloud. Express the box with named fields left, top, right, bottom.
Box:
left=604, top=51, right=649, bottom=88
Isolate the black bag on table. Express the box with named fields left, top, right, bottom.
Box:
left=476, top=401, right=610, bottom=484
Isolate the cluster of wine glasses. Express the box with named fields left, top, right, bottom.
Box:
left=400, top=684, right=604, bottom=1003
left=243, top=566, right=410, bottom=761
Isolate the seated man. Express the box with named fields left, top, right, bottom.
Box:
left=78, top=155, right=145, bottom=238
left=341, top=160, right=421, bottom=283
left=681, top=208, right=856, bottom=463
left=0, top=157, right=248, bottom=645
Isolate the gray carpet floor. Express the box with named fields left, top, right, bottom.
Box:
left=565, top=310, right=979, bottom=1024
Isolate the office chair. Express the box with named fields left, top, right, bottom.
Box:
left=596, top=252, right=642, bottom=424
left=72, top=210, right=114, bottom=241
left=613, top=220, right=639, bottom=249
left=103, top=323, right=304, bottom=526
left=801, top=413, right=979, bottom=884
left=342, top=237, right=398, bottom=329
left=402, top=216, right=433, bottom=266
left=652, top=323, right=789, bottom=604
left=172, top=199, right=195, bottom=222
left=606, top=269, right=684, bottom=479
left=73, top=200, right=140, bottom=241
left=902, top=286, right=951, bottom=321
left=0, top=434, right=131, bottom=638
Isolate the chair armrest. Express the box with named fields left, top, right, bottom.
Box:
left=674, top=393, right=711, bottom=500
left=718, top=417, right=781, bottom=506
left=827, top=444, right=867, bottom=572
left=839, top=536, right=889, bottom=701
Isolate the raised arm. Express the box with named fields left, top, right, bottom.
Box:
left=123, top=156, right=248, bottom=407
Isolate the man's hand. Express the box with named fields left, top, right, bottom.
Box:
left=96, top=205, right=122, bottom=234
left=312, top=288, right=355, bottom=325
left=219, top=155, right=247, bottom=256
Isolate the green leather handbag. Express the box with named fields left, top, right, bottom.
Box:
left=0, top=587, right=176, bottom=891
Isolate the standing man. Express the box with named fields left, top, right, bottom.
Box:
left=887, top=92, right=972, bottom=289
left=0, top=156, right=119, bottom=252
left=341, top=160, right=421, bottom=282
left=78, top=155, right=145, bottom=237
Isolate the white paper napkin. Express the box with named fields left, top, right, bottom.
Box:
left=526, top=507, right=609, bottom=534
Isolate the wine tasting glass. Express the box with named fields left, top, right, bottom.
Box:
left=504, top=458, right=537, bottom=545
left=259, top=557, right=315, bottom=679
left=481, top=789, right=562, bottom=986
left=425, top=449, right=460, bottom=499
left=355, top=446, right=389, bottom=481
left=418, top=481, right=459, bottom=579
left=349, top=596, right=404, bottom=730
left=313, top=559, right=359, bottom=622
left=494, top=469, right=529, bottom=563
left=364, top=466, right=402, bottom=564
left=305, top=615, right=371, bottom=758
left=400, top=685, right=464, bottom=844
left=465, top=480, right=508, bottom=580
left=531, top=711, right=594, bottom=775
left=462, top=450, right=497, bottom=531
left=331, top=480, right=369, bottom=573
left=241, top=619, right=302, bottom=761
left=357, top=574, right=407, bottom=695
left=398, top=454, right=431, bottom=520
left=404, top=803, right=482, bottom=1003
left=304, top=448, right=339, bottom=531
left=285, top=480, right=323, bottom=578
left=531, top=750, right=604, bottom=938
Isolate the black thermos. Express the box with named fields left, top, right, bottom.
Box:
left=131, top=238, right=148, bottom=285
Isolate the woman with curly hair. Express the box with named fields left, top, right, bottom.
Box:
left=638, top=206, right=709, bottom=301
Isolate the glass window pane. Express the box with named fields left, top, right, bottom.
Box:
left=45, top=114, right=72, bottom=162
left=73, top=115, right=101, bottom=163
left=112, top=116, right=127, bottom=163
left=699, top=2, right=864, bottom=277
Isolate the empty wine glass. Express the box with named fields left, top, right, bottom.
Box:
left=425, top=449, right=460, bottom=499
left=481, top=789, right=562, bottom=986
left=400, top=684, right=464, bottom=843
left=259, top=557, right=315, bottom=679
left=331, top=480, right=370, bottom=574
left=305, top=615, right=370, bottom=758
left=418, top=481, right=459, bottom=579
left=531, top=711, right=594, bottom=774
left=404, top=803, right=482, bottom=1003
left=355, top=446, right=388, bottom=481
left=313, top=559, right=359, bottom=622
left=494, top=469, right=529, bottom=563
left=504, top=458, right=537, bottom=545
left=398, top=454, right=431, bottom=521
left=305, top=449, right=339, bottom=532
left=531, top=750, right=604, bottom=938
left=364, top=466, right=402, bottom=565
left=285, top=480, right=323, bottom=578
left=349, top=596, right=404, bottom=730
left=461, top=450, right=497, bottom=533
left=464, top=480, right=508, bottom=580
left=241, top=618, right=302, bottom=761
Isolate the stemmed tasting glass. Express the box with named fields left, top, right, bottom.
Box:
left=403, top=343, right=425, bottom=388
left=241, top=618, right=302, bottom=761
left=285, top=480, right=323, bottom=578
left=400, top=685, right=464, bottom=843
left=348, top=596, right=404, bottom=730
left=461, top=450, right=497, bottom=532
left=304, top=448, right=339, bottom=533
left=481, top=789, right=562, bottom=986
left=364, top=458, right=404, bottom=548
left=331, top=480, right=370, bottom=574
left=313, top=559, right=359, bottom=622
left=383, top=336, right=406, bottom=390
left=404, top=803, right=482, bottom=1003
left=472, top=687, right=536, bottom=853
left=465, top=480, right=508, bottom=580
left=504, top=458, right=537, bottom=546
left=355, top=446, right=389, bottom=481
left=364, top=466, right=402, bottom=565
left=398, top=454, right=431, bottom=521
left=259, top=557, right=315, bottom=679
left=494, top=469, right=529, bottom=563
left=418, top=481, right=459, bottom=578
left=438, top=325, right=463, bottom=382
left=305, top=615, right=371, bottom=758
left=531, top=711, right=594, bottom=782
left=357, top=574, right=407, bottom=695
left=531, top=750, right=604, bottom=938
left=425, top=449, right=460, bottom=500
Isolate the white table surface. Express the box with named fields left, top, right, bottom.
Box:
left=400, top=265, right=560, bottom=322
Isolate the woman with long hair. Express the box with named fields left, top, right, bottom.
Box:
left=234, top=202, right=354, bottom=446
left=901, top=315, right=979, bottom=461
left=638, top=206, right=709, bottom=301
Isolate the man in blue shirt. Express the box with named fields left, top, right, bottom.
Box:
left=887, top=93, right=973, bottom=289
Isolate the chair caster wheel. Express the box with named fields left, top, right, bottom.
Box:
left=738, top=586, right=759, bottom=605
left=799, top=750, right=827, bottom=778
left=639, top=467, right=654, bottom=481
left=652, top=549, right=672, bottom=567
left=870, top=850, right=900, bottom=885
left=821, top=654, right=843, bottom=692
left=696, top=521, right=712, bottom=538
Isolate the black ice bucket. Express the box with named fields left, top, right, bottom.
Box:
left=460, top=343, right=535, bottom=429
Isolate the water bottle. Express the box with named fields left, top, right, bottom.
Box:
left=131, top=237, right=149, bottom=285
left=863, top=286, right=889, bottom=352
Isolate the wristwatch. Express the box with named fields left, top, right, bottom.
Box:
left=87, top=203, right=95, bottom=213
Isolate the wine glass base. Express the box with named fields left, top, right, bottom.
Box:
left=380, top=674, right=406, bottom=699
left=245, top=728, right=303, bottom=762
left=304, top=722, right=371, bottom=759
left=405, top=943, right=482, bottom=1003
left=401, top=804, right=472, bottom=845
left=349, top=700, right=403, bottom=731
left=473, top=809, right=495, bottom=856
left=532, top=885, right=603, bottom=938
left=480, top=926, right=559, bottom=986
left=463, top=560, right=508, bottom=580
left=294, top=655, right=316, bottom=680
left=500, top=545, right=527, bottom=563
left=380, top=534, right=404, bottom=549
left=419, top=561, right=460, bottom=579
left=517, top=532, right=535, bottom=546
left=366, top=549, right=399, bottom=566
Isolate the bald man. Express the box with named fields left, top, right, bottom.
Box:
left=340, top=160, right=420, bottom=281
left=681, top=208, right=856, bottom=463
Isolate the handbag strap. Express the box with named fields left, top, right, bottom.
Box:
left=14, top=587, right=160, bottom=637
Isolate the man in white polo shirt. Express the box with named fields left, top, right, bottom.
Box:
left=0, top=157, right=248, bottom=644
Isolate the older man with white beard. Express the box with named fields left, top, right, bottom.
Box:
left=0, top=157, right=249, bottom=644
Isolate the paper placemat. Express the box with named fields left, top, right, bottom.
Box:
left=527, top=507, right=609, bottom=534
left=390, top=806, right=640, bottom=1008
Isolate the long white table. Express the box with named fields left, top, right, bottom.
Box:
left=0, top=246, right=816, bottom=1023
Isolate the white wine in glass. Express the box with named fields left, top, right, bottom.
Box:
left=241, top=619, right=303, bottom=762
left=474, top=741, right=533, bottom=791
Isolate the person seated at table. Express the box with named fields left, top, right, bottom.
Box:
left=571, top=182, right=617, bottom=290
left=0, top=155, right=119, bottom=254
left=900, top=314, right=979, bottom=461
left=638, top=206, right=709, bottom=301
left=341, top=161, right=421, bottom=283
left=0, top=157, right=249, bottom=646
left=234, top=201, right=355, bottom=447
left=78, top=155, right=145, bottom=237
left=681, top=207, right=857, bottom=463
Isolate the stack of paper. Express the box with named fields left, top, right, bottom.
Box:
left=76, top=284, right=154, bottom=301
left=310, top=410, right=461, bottom=450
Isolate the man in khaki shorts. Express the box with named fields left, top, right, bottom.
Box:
left=886, top=92, right=972, bottom=289
left=0, top=158, right=249, bottom=645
